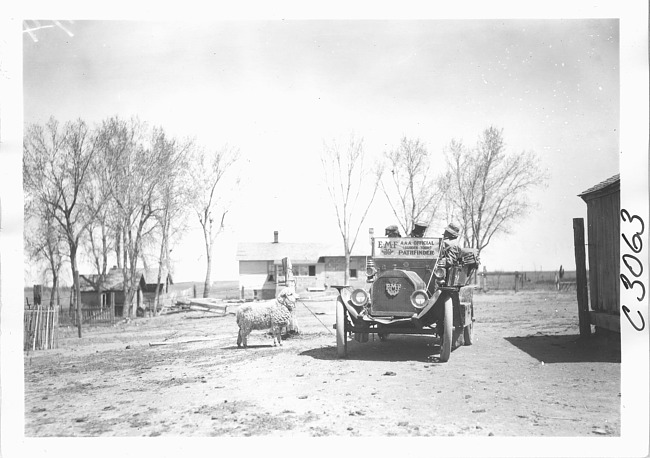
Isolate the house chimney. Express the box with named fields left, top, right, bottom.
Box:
left=273, top=231, right=279, bottom=243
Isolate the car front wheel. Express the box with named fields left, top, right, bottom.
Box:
left=336, top=297, right=348, bottom=358
left=439, top=298, right=453, bottom=362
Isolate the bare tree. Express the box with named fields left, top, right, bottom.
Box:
left=23, top=117, right=100, bottom=337
left=445, top=126, right=548, bottom=256
left=151, top=130, right=193, bottom=313
left=97, top=117, right=162, bottom=317
left=321, top=134, right=381, bottom=285
left=80, top=163, right=114, bottom=311
left=381, top=137, right=448, bottom=236
left=23, top=199, right=66, bottom=309
left=191, top=146, right=240, bottom=298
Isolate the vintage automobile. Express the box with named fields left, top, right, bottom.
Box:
left=333, top=230, right=479, bottom=362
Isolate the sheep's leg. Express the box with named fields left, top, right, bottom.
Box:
left=275, top=326, right=282, bottom=346
left=237, top=329, right=242, bottom=347
left=269, top=325, right=277, bottom=346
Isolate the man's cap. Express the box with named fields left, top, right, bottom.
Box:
left=444, top=223, right=460, bottom=238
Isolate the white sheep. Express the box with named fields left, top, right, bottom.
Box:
left=236, top=287, right=298, bottom=348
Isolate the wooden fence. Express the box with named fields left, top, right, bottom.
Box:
left=71, top=306, right=115, bottom=325
left=24, top=307, right=59, bottom=351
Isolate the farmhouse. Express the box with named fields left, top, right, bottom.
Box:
left=79, top=267, right=125, bottom=314
left=79, top=266, right=173, bottom=316
left=578, top=173, right=620, bottom=334
left=237, top=231, right=371, bottom=299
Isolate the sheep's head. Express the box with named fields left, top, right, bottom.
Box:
left=277, top=287, right=298, bottom=310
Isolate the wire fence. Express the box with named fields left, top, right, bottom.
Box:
left=478, top=270, right=581, bottom=292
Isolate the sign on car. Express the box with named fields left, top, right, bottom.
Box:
left=374, top=237, right=442, bottom=258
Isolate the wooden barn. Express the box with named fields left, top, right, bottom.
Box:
left=137, top=268, right=173, bottom=312
left=577, top=174, right=620, bottom=333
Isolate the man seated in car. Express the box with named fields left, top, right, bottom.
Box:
left=385, top=224, right=402, bottom=238
left=409, top=221, right=428, bottom=238
left=441, top=222, right=461, bottom=265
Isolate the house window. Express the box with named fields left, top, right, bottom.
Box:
left=268, top=263, right=279, bottom=282
left=350, top=269, right=358, bottom=279
left=292, top=265, right=317, bottom=277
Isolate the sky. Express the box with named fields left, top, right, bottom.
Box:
left=21, top=18, right=620, bottom=283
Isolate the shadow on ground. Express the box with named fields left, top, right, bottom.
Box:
left=300, top=335, right=458, bottom=363
left=505, top=333, right=621, bottom=364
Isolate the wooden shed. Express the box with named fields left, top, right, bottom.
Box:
left=578, top=174, right=620, bottom=333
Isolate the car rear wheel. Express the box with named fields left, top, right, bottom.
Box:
left=439, top=298, right=453, bottom=362
left=336, top=297, right=348, bottom=358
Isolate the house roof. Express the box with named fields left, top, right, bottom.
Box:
left=79, top=267, right=125, bottom=292
left=579, top=174, right=620, bottom=201
left=79, top=267, right=173, bottom=292
left=237, top=241, right=371, bottom=262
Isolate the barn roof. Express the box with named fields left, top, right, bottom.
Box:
left=237, top=241, right=371, bottom=262
left=579, top=174, right=620, bottom=201
left=140, top=268, right=173, bottom=285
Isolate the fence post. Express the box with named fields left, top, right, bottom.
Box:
left=514, top=271, right=519, bottom=293
left=34, top=284, right=42, bottom=306
left=110, top=292, right=115, bottom=323
left=573, top=218, right=591, bottom=337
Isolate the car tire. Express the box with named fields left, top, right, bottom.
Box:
left=336, top=297, right=348, bottom=358
left=440, top=298, right=453, bottom=362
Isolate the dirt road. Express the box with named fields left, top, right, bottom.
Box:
left=24, top=290, right=620, bottom=437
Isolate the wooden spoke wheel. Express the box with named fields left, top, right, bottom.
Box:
left=439, top=298, right=453, bottom=362
left=463, top=293, right=474, bottom=346
left=336, top=297, right=348, bottom=358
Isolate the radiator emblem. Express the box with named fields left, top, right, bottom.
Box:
left=386, top=282, right=402, bottom=296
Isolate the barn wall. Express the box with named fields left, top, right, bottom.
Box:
left=585, top=189, right=620, bottom=314
left=292, top=263, right=325, bottom=290
left=322, top=256, right=368, bottom=288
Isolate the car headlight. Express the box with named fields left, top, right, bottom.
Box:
left=366, top=266, right=377, bottom=277
left=410, top=290, right=429, bottom=309
left=433, top=266, right=446, bottom=280
left=350, top=288, right=369, bottom=307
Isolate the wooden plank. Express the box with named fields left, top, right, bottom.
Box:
left=573, top=218, right=592, bottom=337
left=589, top=311, right=620, bottom=333
left=149, top=337, right=222, bottom=346
left=188, top=305, right=227, bottom=314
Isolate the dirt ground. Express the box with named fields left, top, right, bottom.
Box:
left=23, top=290, right=621, bottom=437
